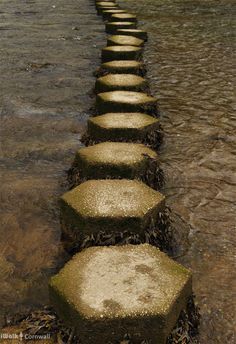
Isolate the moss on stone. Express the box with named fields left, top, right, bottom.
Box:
left=96, top=90, right=157, bottom=115
left=117, top=28, right=148, bottom=41
left=107, top=35, right=144, bottom=47
left=49, top=244, right=192, bottom=344
left=73, top=142, right=157, bottom=179
left=105, top=21, right=136, bottom=35
left=111, top=13, right=137, bottom=23
left=87, top=112, right=160, bottom=142
left=95, top=73, right=147, bottom=93
left=102, top=45, right=142, bottom=62
left=99, top=60, right=145, bottom=76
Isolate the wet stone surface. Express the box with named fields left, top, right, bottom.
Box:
left=95, top=73, right=147, bottom=93
left=49, top=244, right=192, bottom=344
left=0, top=0, right=106, bottom=323
left=119, top=0, right=236, bottom=342
left=107, top=35, right=144, bottom=47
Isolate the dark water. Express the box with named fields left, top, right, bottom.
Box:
left=0, top=0, right=235, bottom=343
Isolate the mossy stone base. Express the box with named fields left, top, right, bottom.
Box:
left=100, top=60, right=145, bottom=75
left=74, top=142, right=157, bottom=179
left=107, top=35, right=144, bottom=47
left=101, top=45, right=142, bottom=62
left=111, top=13, right=137, bottom=23
left=105, top=21, right=136, bottom=35
left=95, top=74, right=147, bottom=93
left=88, top=112, right=160, bottom=142
left=60, top=179, right=165, bottom=241
left=102, top=9, right=127, bottom=21
left=49, top=244, right=192, bottom=344
left=96, top=90, right=157, bottom=115
left=117, top=28, right=148, bottom=41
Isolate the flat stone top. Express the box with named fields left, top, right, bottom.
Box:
left=102, top=60, right=142, bottom=68
left=108, top=35, right=143, bottom=46
left=89, top=112, right=159, bottom=129
left=111, top=13, right=137, bottom=19
left=97, top=74, right=145, bottom=87
left=51, top=244, right=191, bottom=320
left=77, top=142, right=157, bottom=165
left=61, top=180, right=165, bottom=219
left=118, top=29, right=146, bottom=34
left=97, top=2, right=117, bottom=6
left=97, top=90, right=156, bottom=105
left=103, top=9, right=126, bottom=13
left=103, top=45, right=141, bottom=52
left=107, top=21, right=135, bottom=26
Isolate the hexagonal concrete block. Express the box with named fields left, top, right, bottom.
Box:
left=87, top=112, right=160, bottom=142
left=96, top=90, right=157, bottom=115
left=102, top=45, right=142, bottom=62
left=102, top=9, right=127, bottom=21
left=117, top=28, right=148, bottom=41
left=74, top=142, right=157, bottom=179
left=95, top=74, right=147, bottom=93
left=100, top=60, right=145, bottom=75
left=111, top=13, right=137, bottom=23
left=105, top=21, right=136, bottom=35
left=107, top=35, right=144, bottom=47
left=60, top=179, right=165, bottom=241
left=49, top=244, right=192, bottom=344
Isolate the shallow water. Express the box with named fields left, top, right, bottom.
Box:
left=0, top=0, right=235, bottom=343
left=118, top=0, right=236, bottom=342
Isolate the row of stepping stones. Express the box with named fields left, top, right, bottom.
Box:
left=50, top=1, right=194, bottom=343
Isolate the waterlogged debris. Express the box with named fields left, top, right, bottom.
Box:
left=49, top=244, right=192, bottom=344
left=95, top=74, right=147, bottom=93
left=96, top=90, right=158, bottom=115
left=101, top=45, right=143, bottom=62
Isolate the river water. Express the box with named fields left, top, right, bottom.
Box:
left=0, top=0, right=235, bottom=343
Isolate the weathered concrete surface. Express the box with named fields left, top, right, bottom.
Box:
left=0, top=0, right=106, bottom=323
left=87, top=112, right=160, bottom=141
left=95, top=74, right=147, bottom=93
left=117, top=28, right=148, bottom=41
left=60, top=179, right=165, bottom=240
left=105, top=21, right=136, bottom=34
left=100, top=60, right=145, bottom=75
left=107, top=35, right=144, bottom=47
left=111, top=13, right=137, bottom=22
left=74, top=142, right=157, bottom=179
left=96, top=90, right=157, bottom=114
left=102, top=45, right=142, bottom=62
left=49, top=244, right=192, bottom=343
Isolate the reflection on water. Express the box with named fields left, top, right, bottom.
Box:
left=0, top=0, right=105, bottom=325
left=119, top=0, right=235, bottom=342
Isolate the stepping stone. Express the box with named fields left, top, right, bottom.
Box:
left=96, top=90, right=157, bottom=115
left=100, top=60, right=144, bottom=75
left=97, top=6, right=118, bottom=15
left=95, top=74, right=147, bottom=93
left=107, top=34, right=144, bottom=47
left=96, top=1, right=117, bottom=9
left=60, top=179, right=165, bottom=240
left=117, top=28, right=148, bottom=41
left=87, top=112, right=160, bottom=142
left=111, top=13, right=137, bottom=23
left=74, top=142, right=157, bottom=179
left=106, top=21, right=136, bottom=35
left=102, top=9, right=127, bottom=21
left=49, top=244, right=192, bottom=344
left=101, top=45, right=142, bottom=62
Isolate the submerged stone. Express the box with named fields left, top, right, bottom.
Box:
left=100, top=60, right=144, bottom=75
left=60, top=179, right=165, bottom=240
left=117, top=28, right=148, bottom=41
left=95, top=74, right=147, bottom=93
left=106, top=21, right=136, bottom=35
left=102, top=9, right=127, bottom=21
left=49, top=244, right=192, bottom=344
left=101, top=45, right=142, bottom=62
left=107, top=35, right=144, bottom=47
left=74, top=142, right=157, bottom=179
left=111, top=13, right=137, bottom=23
left=96, top=90, right=157, bottom=115
left=87, top=112, right=160, bottom=142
